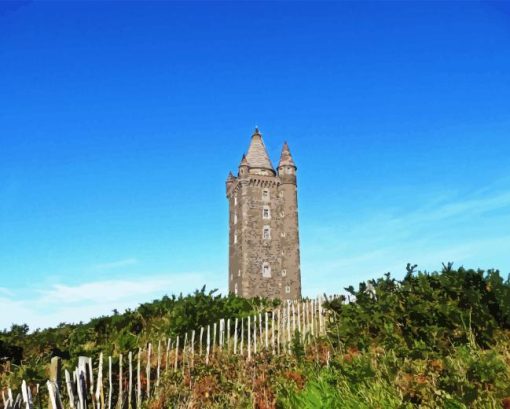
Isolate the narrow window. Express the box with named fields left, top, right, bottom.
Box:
left=285, top=286, right=291, bottom=294
left=263, top=226, right=271, bottom=240
left=263, top=206, right=270, bottom=219
left=281, top=231, right=286, bottom=238
left=280, top=210, right=285, bottom=218
left=279, top=191, right=283, bottom=198
left=234, top=196, right=238, bottom=206
left=234, top=233, right=237, bottom=244
left=262, top=262, right=271, bottom=278
left=262, top=189, right=269, bottom=201
left=238, top=269, right=241, bottom=277
left=235, top=283, right=238, bottom=295
left=234, top=214, right=237, bottom=224
left=282, top=269, right=287, bottom=277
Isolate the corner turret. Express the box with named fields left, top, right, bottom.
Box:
left=278, top=142, right=297, bottom=184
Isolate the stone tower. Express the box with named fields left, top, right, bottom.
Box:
left=226, top=128, right=301, bottom=299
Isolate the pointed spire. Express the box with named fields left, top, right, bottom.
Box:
left=245, top=128, right=274, bottom=170
left=239, top=154, right=249, bottom=167
left=278, top=141, right=296, bottom=168
left=226, top=171, right=235, bottom=182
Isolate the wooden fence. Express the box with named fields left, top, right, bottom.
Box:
left=1, top=296, right=337, bottom=409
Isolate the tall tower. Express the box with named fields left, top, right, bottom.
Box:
left=226, top=128, right=301, bottom=299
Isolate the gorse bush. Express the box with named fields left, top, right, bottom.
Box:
left=326, top=264, right=510, bottom=357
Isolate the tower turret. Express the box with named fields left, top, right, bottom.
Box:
left=238, top=154, right=249, bottom=178
left=225, top=171, right=236, bottom=196
left=278, top=142, right=297, bottom=185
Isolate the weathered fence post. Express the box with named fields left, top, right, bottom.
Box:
left=286, top=302, right=291, bottom=354
left=265, top=311, right=269, bottom=350
left=182, top=333, right=188, bottom=374
left=128, top=351, right=132, bottom=409
left=65, top=370, right=76, bottom=409
left=146, top=343, right=151, bottom=398
left=136, top=349, right=141, bottom=409
left=118, top=354, right=123, bottom=409
left=247, top=316, right=251, bottom=361
left=227, top=318, right=231, bottom=353
left=165, top=338, right=171, bottom=372
left=174, top=336, right=179, bottom=372
left=240, top=318, right=244, bottom=356
left=234, top=318, right=238, bottom=355
left=156, top=341, right=161, bottom=388
left=271, top=311, right=275, bottom=354
left=206, top=326, right=210, bottom=365
left=191, top=330, right=196, bottom=368
left=253, top=315, right=257, bottom=354
left=212, top=323, right=217, bottom=354
left=49, top=357, right=62, bottom=391
left=95, top=353, right=103, bottom=409
left=199, top=327, right=204, bottom=356
left=108, top=356, right=112, bottom=409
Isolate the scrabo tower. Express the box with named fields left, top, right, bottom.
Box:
left=226, top=128, right=301, bottom=299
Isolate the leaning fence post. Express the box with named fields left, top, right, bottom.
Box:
left=46, top=381, right=58, bottom=409
left=65, top=370, right=76, bottom=409
left=22, top=380, right=33, bottom=409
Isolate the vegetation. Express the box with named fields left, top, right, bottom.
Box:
left=2, top=265, right=510, bottom=408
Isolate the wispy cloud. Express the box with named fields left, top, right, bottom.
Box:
left=92, top=258, right=139, bottom=270
left=0, top=272, right=225, bottom=331
left=302, top=183, right=510, bottom=296
left=0, top=287, right=13, bottom=296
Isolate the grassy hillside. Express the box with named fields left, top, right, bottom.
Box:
left=2, top=265, right=510, bottom=408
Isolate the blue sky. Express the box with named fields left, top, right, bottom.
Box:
left=1, top=1, right=509, bottom=330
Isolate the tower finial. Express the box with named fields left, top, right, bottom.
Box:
left=253, top=126, right=260, bottom=136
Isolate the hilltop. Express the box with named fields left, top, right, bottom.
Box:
left=1, top=265, right=510, bottom=408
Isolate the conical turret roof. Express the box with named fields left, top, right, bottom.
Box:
left=226, top=171, right=235, bottom=182
left=238, top=154, right=249, bottom=167
left=278, top=141, right=296, bottom=168
left=245, top=128, right=274, bottom=170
